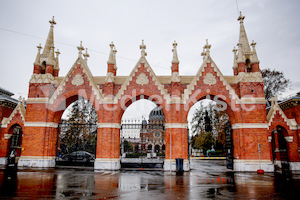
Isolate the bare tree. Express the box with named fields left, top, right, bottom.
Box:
left=261, top=68, right=291, bottom=100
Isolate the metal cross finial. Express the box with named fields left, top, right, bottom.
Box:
left=83, top=48, right=90, bottom=61
left=233, top=46, right=237, bottom=55
left=237, top=11, right=245, bottom=22
left=204, top=39, right=211, bottom=50
left=140, top=40, right=147, bottom=56
left=201, top=47, right=206, bottom=59
left=173, top=40, right=177, bottom=48
left=49, top=16, right=56, bottom=27
left=251, top=40, right=256, bottom=47
left=77, top=41, right=84, bottom=56
left=55, top=49, right=60, bottom=58
left=18, top=96, right=22, bottom=104
left=110, top=41, right=115, bottom=49
left=37, top=44, right=42, bottom=51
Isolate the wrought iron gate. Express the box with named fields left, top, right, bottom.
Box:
left=56, top=122, right=97, bottom=166
left=225, top=122, right=233, bottom=169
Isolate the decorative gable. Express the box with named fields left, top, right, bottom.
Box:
left=267, top=99, right=297, bottom=130
left=114, top=57, right=171, bottom=103
left=49, top=57, right=103, bottom=105
left=1, top=101, right=26, bottom=128
left=183, top=56, right=240, bottom=104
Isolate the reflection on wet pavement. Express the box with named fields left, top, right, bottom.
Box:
left=0, top=160, right=300, bottom=199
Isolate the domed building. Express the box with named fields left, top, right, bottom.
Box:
left=140, top=106, right=165, bottom=154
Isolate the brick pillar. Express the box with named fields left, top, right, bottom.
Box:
left=95, top=104, right=120, bottom=170
left=164, top=104, right=189, bottom=171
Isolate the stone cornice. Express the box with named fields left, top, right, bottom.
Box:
left=232, top=123, right=268, bottom=129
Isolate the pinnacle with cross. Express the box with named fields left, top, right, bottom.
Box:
left=232, top=46, right=237, bottom=55
left=55, top=49, right=60, bottom=58
left=83, top=48, right=90, bottom=61
left=251, top=40, right=256, bottom=47
left=49, top=16, right=56, bottom=27
left=140, top=40, right=147, bottom=57
left=77, top=41, right=84, bottom=56
left=237, top=12, right=245, bottom=23
left=37, top=44, right=42, bottom=52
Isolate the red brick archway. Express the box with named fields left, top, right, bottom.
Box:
left=6, top=15, right=276, bottom=171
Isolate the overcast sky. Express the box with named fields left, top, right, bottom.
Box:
left=1, top=0, right=299, bottom=122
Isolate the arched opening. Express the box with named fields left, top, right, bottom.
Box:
left=154, top=145, right=160, bottom=153
left=245, top=59, right=251, bottom=72
left=41, top=61, right=46, bottom=74
left=56, top=97, right=97, bottom=166
left=120, top=99, right=165, bottom=168
left=162, top=144, right=165, bottom=152
left=7, top=124, right=23, bottom=165
left=188, top=98, right=233, bottom=169
left=272, top=126, right=291, bottom=175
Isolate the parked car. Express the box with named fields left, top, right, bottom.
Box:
left=63, top=151, right=95, bottom=163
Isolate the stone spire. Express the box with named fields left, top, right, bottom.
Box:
left=43, top=16, right=56, bottom=55
left=113, top=47, right=117, bottom=70
left=77, top=41, right=84, bottom=57
left=172, top=41, right=179, bottom=63
left=83, top=48, right=90, bottom=62
left=236, top=43, right=244, bottom=64
left=232, top=46, right=237, bottom=68
left=201, top=47, right=206, bottom=60
left=140, top=40, right=147, bottom=57
left=47, top=46, right=55, bottom=66
left=237, top=12, right=251, bottom=54
left=204, top=39, right=211, bottom=57
left=107, top=42, right=115, bottom=64
left=251, top=40, right=259, bottom=63
left=55, top=49, right=60, bottom=69
left=34, top=44, right=42, bottom=66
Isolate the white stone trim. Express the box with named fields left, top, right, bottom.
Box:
left=284, top=136, right=293, bottom=142
left=94, top=158, right=120, bottom=170
left=97, top=123, right=121, bottom=129
left=183, top=56, right=240, bottom=105
left=24, top=122, right=58, bottom=128
left=268, top=136, right=272, bottom=142
left=1, top=103, right=26, bottom=127
left=164, top=159, right=190, bottom=171
left=18, top=156, right=56, bottom=168
left=234, top=159, right=274, bottom=172
left=239, top=97, right=267, bottom=104
left=0, top=157, right=8, bottom=165
left=49, top=57, right=103, bottom=105
left=267, top=101, right=298, bottom=130
left=165, top=123, right=188, bottom=129
left=114, top=57, right=171, bottom=104
left=231, top=123, right=268, bottom=129
left=26, top=98, right=49, bottom=104
left=290, top=162, right=300, bottom=171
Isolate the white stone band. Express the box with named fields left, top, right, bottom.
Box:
left=233, top=159, right=274, bottom=172
left=97, top=123, right=121, bottom=129
left=94, top=158, right=120, bottom=170
left=165, top=123, right=188, bottom=129
left=24, top=122, right=58, bottom=128
left=26, top=98, right=49, bottom=104
left=231, top=123, right=268, bottom=129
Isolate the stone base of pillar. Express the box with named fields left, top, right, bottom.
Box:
left=234, top=159, right=274, bottom=172
left=0, top=157, right=7, bottom=165
left=288, top=162, right=300, bottom=171
left=18, top=156, right=56, bottom=168
left=94, top=158, right=120, bottom=170
left=163, top=159, right=190, bottom=171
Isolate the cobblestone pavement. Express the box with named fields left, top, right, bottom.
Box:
left=0, top=160, right=300, bottom=199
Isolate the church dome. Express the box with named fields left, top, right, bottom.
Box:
left=149, top=107, right=164, bottom=120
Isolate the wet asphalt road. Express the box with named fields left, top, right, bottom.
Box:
left=1, top=160, right=300, bottom=199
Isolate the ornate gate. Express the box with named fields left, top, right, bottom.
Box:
left=56, top=122, right=97, bottom=166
